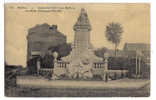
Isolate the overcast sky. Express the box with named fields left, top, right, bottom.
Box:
left=5, top=3, right=150, bottom=67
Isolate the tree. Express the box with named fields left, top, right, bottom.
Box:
left=42, top=53, right=54, bottom=68
left=36, top=43, right=72, bottom=69
left=105, top=22, right=123, bottom=56
left=48, top=43, right=72, bottom=59
left=57, top=43, right=72, bottom=58
left=94, top=47, right=108, bottom=59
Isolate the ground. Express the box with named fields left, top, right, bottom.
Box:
left=5, top=77, right=150, bottom=97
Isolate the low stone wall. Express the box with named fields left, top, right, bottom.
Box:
left=37, top=59, right=128, bottom=80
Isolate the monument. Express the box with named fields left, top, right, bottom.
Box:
left=61, top=8, right=103, bottom=79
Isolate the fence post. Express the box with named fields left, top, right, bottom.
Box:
left=51, top=52, right=58, bottom=80
left=103, top=52, right=109, bottom=82
left=37, top=58, right=41, bottom=75
left=136, top=53, right=138, bottom=78
left=136, top=50, right=142, bottom=78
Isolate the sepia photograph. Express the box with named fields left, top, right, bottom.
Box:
left=4, top=3, right=150, bottom=97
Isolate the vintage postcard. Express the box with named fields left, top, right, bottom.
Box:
left=5, top=3, right=150, bottom=97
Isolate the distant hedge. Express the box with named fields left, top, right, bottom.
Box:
left=108, top=57, right=146, bottom=70
left=108, top=57, right=131, bottom=70
left=108, top=56, right=149, bottom=78
left=27, top=57, right=39, bottom=74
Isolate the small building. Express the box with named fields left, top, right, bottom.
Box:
left=123, top=43, right=150, bottom=78
left=27, top=23, right=66, bottom=61
left=123, top=43, right=150, bottom=65
left=123, top=43, right=150, bottom=55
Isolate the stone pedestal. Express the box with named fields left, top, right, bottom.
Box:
left=37, top=59, right=41, bottom=75
left=51, top=52, right=59, bottom=80
left=103, top=52, right=109, bottom=81
left=135, top=50, right=142, bottom=78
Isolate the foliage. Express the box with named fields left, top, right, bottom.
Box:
left=5, top=64, right=24, bottom=89
left=42, top=54, right=54, bottom=68
left=27, top=43, right=72, bottom=73
left=48, top=43, right=72, bottom=59
left=27, top=57, right=40, bottom=74
left=105, top=22, right=123, bottom=56
left=108, top=57, right=129, bottom=70
left=94, top=47, right=108, bottom=58
left=57, top=43, right=72, bottom=58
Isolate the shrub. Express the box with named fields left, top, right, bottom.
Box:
left=108, top=57, right=130, bottom=70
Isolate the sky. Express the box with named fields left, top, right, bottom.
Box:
left=5, top=3, right=150, bottom=67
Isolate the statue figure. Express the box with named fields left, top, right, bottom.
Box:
left=80, top=58, right=93, bottom=79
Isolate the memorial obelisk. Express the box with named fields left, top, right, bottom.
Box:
left=62, top=8, right=102, bottom=68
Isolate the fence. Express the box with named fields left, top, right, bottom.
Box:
left=39, top=61, right=69, bottom=76
left=92, top=62, right=104, bottom=75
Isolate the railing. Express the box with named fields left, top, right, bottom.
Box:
left=53, top=61, right=70, bottom=75
left=39, top=68, right=53, bottom=76
left=38, top=61, right=70, bottom=76
left=93, top=62, right=104, bottom=68
left=38, top=61, right=128, bottom=79
left=56, top=61, right=70, bottom=68
left=39, top=68, right=53, bottom=72
left=92, top=62, right=105, bottom=75
left=92, top=62, right=128, bottom=79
